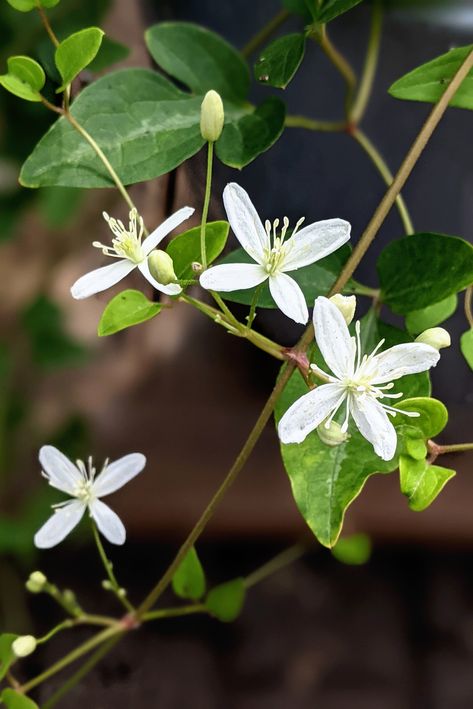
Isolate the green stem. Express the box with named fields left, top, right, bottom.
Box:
left=314, top=27, right=357, bottom=117
left=92, top=523, right=135, bottom=613
left=134, top=360, right=296, bottom=619
left=246, top=283, right=264, bottom=332
left=244, top=543, right=308, bottom=589
left=143, top=604, right=207, bottom=622
left=241, top=9, right=290, bottom=58
left=211, top=291, right=241, bottom=329
left=352, top=128, right=414, bottom=235
left=200, top=141, right=214, bottom=270
left=35, top=0, right=59, bottom=47
left=438, top=442, right=473, bottom=454
left=350, top=1, right=382, bottom=124
left=285, top=114, right=346, bottom=132
left=464, top=286, right=473, bottom=328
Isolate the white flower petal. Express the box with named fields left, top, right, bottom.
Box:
left=141, top=206, right=195, bottom=255
left=371, top=343, right=440, bottom=384
left=269, top=273, right=308, bottom=324
left=71, top=259, right=136, bottom=300
left=282, top=218, right=351, bottom=271
left=39, top=445, right=82, bottom=495
left=313, top=296, right=355, bottom=380
left=138, top=260, right=182, bottom=295
left=89, top=499, right=126, bottom=545
left=223, top=183, right=267, bottom=264
left=278, top=383, right=345, bottom=444
left=199, top=263, right=267, bottom=291
left=34, top=500, right=86, bottom=549
left=351, top=396, right=397, bottom=461
left=92, top=453, right=146, bottom=498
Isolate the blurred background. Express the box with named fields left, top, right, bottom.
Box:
left=0, top=0, right=472, bottom=706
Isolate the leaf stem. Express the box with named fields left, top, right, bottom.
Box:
left=313, top=26, right=357, bottom=117
left=143, top=604, right=207, bottom=622
left=244, top=542, right=309, bottom=589
left=241, top=9, right=290, bottom=58
left=434, top=441, right=473, bottom=454
left=91, top=522, right=135, bottom=613
left=350, top=0, right=382, bottom=124
left=246, top=283, right=264, bottom=332
left=35, top=0, right=59, bottom=48
left=200, top=141, right=214, bottom=269
left=464, top=286, right=473, bottom=328
left=284, top=115, right=347, bottom=132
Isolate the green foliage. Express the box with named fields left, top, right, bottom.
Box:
left=0, top=56, right=45, bottom=102
left=145, top=22, right=250, bottom=102
left=215, top=97, right=286, bottom=168
left=282, top=0, right=314, bottom=20
left=275, top=318, right=430, bottom=547
left=331, top=533, right=372, bottom=565
left=0, top=635, right=18, bottom=681
left=205, top=578, right=246, bottom=622
left=255, top=33, right=306, bottom=88
left=399, top=456, right=455, bottom=511
left=22, top=295, right=86, bottom=369
left=314, top=0, right=364, bottom=23
left=5, top=0, right=36, bottom=11
left=167, top=221, right=229, bottom=280
left=460, top=328, right=473, bottom=370
left=405, top=437, right=428, bottom=461
left=405, top=294, right=457, bottom=334
left=395, top=397, right=448, bottom=440
left=98, top=290, right=163, bottom=337
left=0, top=689, right=39, bottom=709
left=389, top=45, right=473, bottom=111
left=172, top=547, right=206, bottom=601
left=55, top=27, right=105, bottom=91
left=216, top=244, right=351, bottom=307
left=378, top=233, right=473, bottom=314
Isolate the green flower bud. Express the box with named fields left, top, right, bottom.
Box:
left=329, top=294, right=356, bottom=325
left=12, top=635, right=37, bottom=658
left=26, top=571, right=47, bottom=593
left=200, top=90, right=224, bottom=142
left=415, top=327, right=451, bottom=350
left=148, top=249, right=177, bottom=286
left=317, top=420, right=349, bottom=447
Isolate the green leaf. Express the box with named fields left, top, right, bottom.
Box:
left=167, top=221, right=229, bottom=280
left=255, top=33, right=306, bottom=89
left=405, top=438, right=428, bottom=461
left=460, top=328, right=473, bottom=370
left=5, top=0, right=35, bottom=11
left=394, top=397, right=448, bottom=440
left=378, top=233, right=473, bottom=314
left=22, top=295, right=86, bottom=369
left=55, top=27, right=105, bottom=91
left=399, top=456, right=455, bottom=512
left=98, top=290, right=163, bottom=336
left=389, top=45, right=473, bottom=111
left=1, top=689, right=39, bottom=709
left=41, top=0, right=61, bottom=6
left=0, top=56, right=45, bottom=102
left=205, top=578, right=246, bottom=622
left=331, top=533, right=372, bottom=565
left=87, top=36, right=129, bottom=73
left=215, top=244, right=351, bottom=307
left=315, top=0, right=364, bottom=23
left=20, top=69, right=205, bottom=189
left=0, top=635, right=18, bottom=681
left=405, top=294, right=457, bottom=334
left=145, top=22, right=250, bottom=102
left=172, top=547, right=206, bottom=601
left=216, top=97, right=286, bottom=169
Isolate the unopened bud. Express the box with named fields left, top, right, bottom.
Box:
left=317, top=420, right=349, bottom=447
left=415, top=327, right=451, bottom=350
left=26, top=571, right=47, bottom=593
left=192, top=261, right=203, bottom=274
left=148, top=249, right=177, bottom=286
left=12, top=635, right=37, bottom=658
left=200, top=90, right=224, bottom=142
left=102, top=580, right=113, bottom=591
left=329, top=294, right=356, bottom=325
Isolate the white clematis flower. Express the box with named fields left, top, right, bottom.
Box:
left=71, top=206, right=194, bottom=300
left=278, top=296, right=441, bottom=461
left=199, top=183, right=351, bottom=324
left=34, top=446, right=146, bottom=549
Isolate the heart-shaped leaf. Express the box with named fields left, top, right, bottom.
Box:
left=399, top=456, right=455, bottom=512
left=55, top=27, right=105, bottom=91
left=0, top=56, right=45, bottom=102
left=167, top=221, right=229, bottom=280
left=172, top=547, right=206, bottom=601
left=98, top=290, right=163, bottom=336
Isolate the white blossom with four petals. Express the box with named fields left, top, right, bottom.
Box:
left=199, top=183, right=351, bottom=324
left=278, top=296, right=441, bottom=460
left=70, top=206, right=194, bottom=300
left=34, top=446, right=146, bottom=548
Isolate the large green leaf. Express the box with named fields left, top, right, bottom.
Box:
left=145, top=22, right=250, bottom=102
left=20, top=69, right=205, bottom=188
left=215, top=244, right=351, bottom=307
left=172, top=547, right=206, bottom=601
left=389, top=45, right=473, bottom=111
left=98, top=290, right=163, bottom=336
left=255, top=33, right=306, bottom=89
left=166, top=221, right=229, bottom=280
left=215, top=97, right=286, bottom=169
left=205, top=578, right=246, bottom=622
left=55, top=27, right=104, bottom=91
left=460, top=328, right=473, bottom=370
left=399, top=456, right=455, bottom=512
left=274, top=318, right=430, bottom=547
left=0, top=690, right=39, bottom=709
left=315, top=0, right=364, bottom=22
left=0, top=635, right=18, bottom=681
left=405, top=294, right=457, bottom=334
left=378, top=233, right=473, bottom=314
